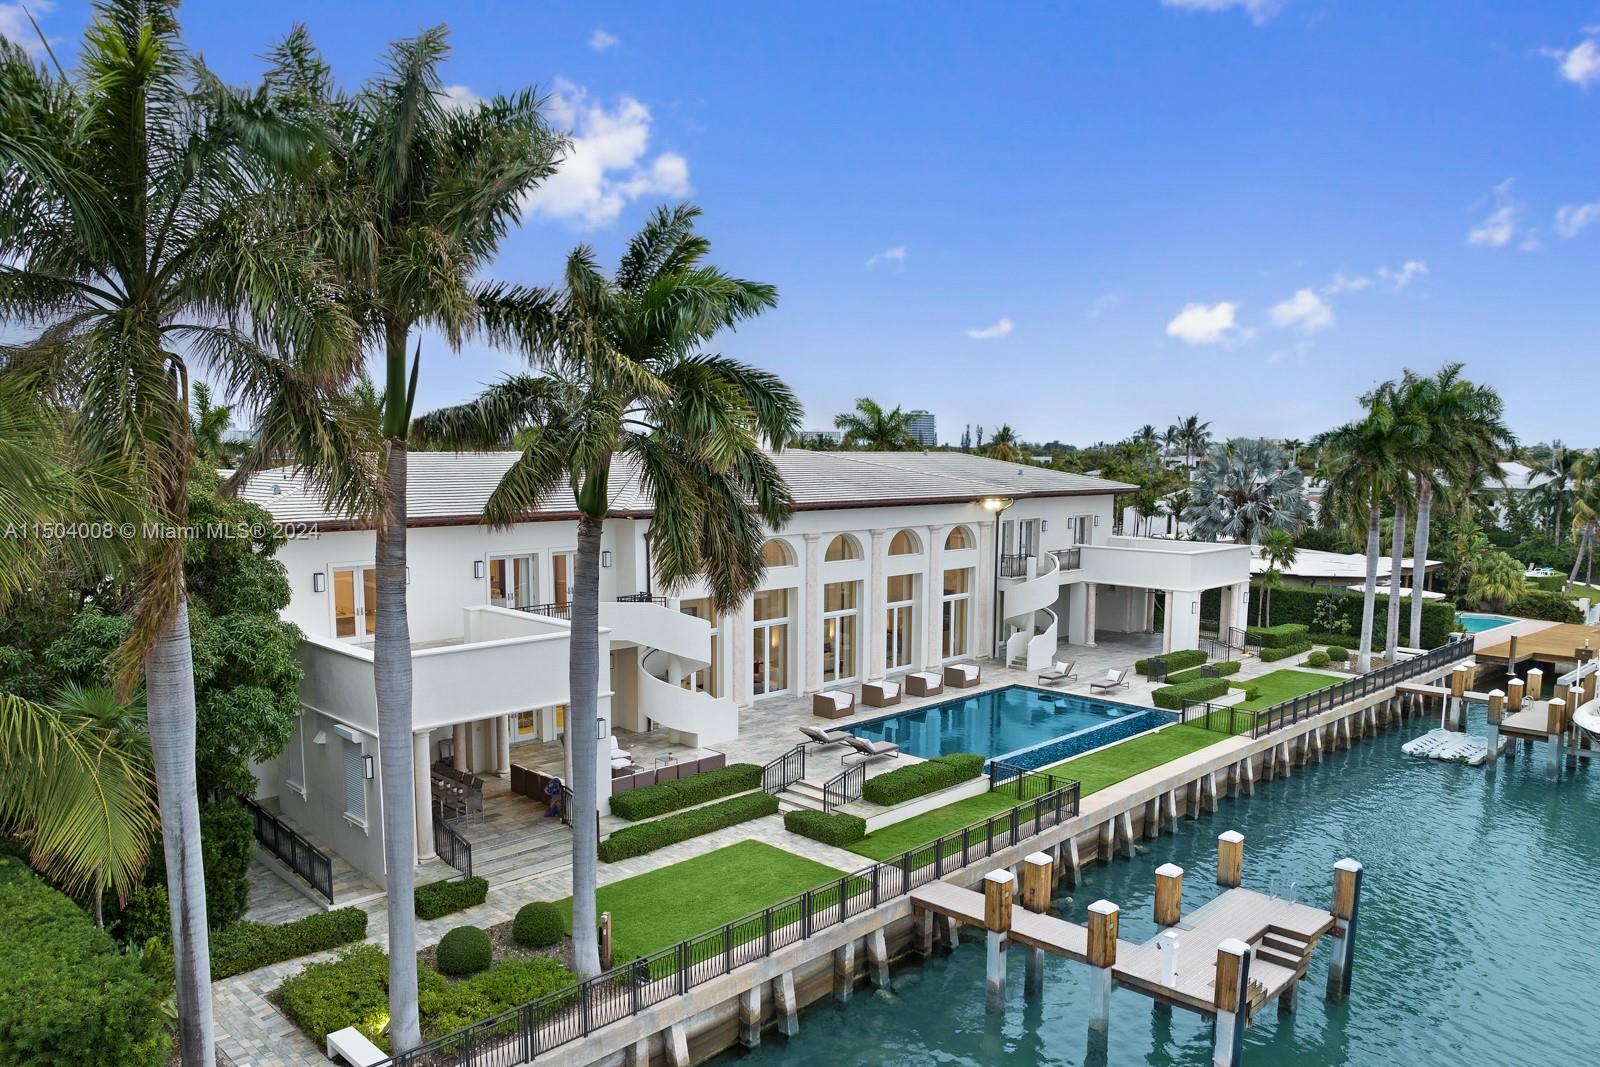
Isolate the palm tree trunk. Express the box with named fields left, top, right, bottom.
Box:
left=376, top=441, right=420, bottom=1052
left=1571, top=524, right=1589, bottom=583
left=569, top=511, right=604, bottom=977
left=1386, top=497, right=1406, bottom=661
left=1358, top=504, right=1381, bottom=673
left=1409, top=481, right=1431, bottom=649
left=147, top=596, right=215, bottom=1067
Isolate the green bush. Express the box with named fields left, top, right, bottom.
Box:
left=598, top=793, right=778, bottom=862
left=608, top=763, right=763, bottom=821
left=211, top=907, right=368, bottom=980
left=1151, top=677, right=1231, bottom=710
left=1218, top=584, right=1457, bottom=648
left=1245, top=623, right=1309, bottom=648
left=0, top=855, right=168, bottom=1067
left=1134, top=648, right=1208, bottom=676
left=860, top=752, right=985, bottom=806
left=418, top=957, right=574, bottom=1038
left=1259, top=640, right=1314, bottom=662
left=1505, top=590, right=1583, bottom=624
left=1305, top=650, right=1331, bottom=668
left=512, top=902, right=565, bottom=948
left=1325, top=645, right=1349, bottom=662
left=783, top=809, right=867, bottom=846
left=278, top=944, right=446, bottom=1049
left=436, top=926, right=493, bottom=976
left=1165, top=660, right=1241, bottom=685
left=1529, top=573, right=1568, bottom=593
left=415, top=876, right=489, bottom=920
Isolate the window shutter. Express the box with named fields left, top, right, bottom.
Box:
left=343, top=743, right=366, bottom=822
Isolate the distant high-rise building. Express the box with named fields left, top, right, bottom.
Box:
left=906, top=410, right=937, bottom=447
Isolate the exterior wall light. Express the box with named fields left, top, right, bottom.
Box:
left=312, top=571, right=326, bottom=593
left=601, top=550, right=614, bottom=568
left=474, top=560, right=485, bottom=579
left=363, top=755, right=375, bottom=780
left=980, top=496, right=1014, bottom=512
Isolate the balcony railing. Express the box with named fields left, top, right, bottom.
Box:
left=1052, top=546, right=1082, bottom=571
left=615, top=593, right=669, bottom=606
left=998, top=553, right=1033, bottom=578
left=513, top=601, right=572, bottom=620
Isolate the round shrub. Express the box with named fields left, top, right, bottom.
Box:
left=1305, top=650, right=1331, bottom=668
left=436, top=926, right=492, bottom=976
left=1325, top=645, right=1348, bottom=663
left=513, top=902, right=565, bottom=948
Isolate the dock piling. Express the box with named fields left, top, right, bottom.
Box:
left=738, top=984, right=762, bottom=1048
left=1065, top=835, right=1082, bottom=887
left=776, top=971, right=798, bottom=1036
left=1547, top=698, right=1567, bottom=776
left=833, top=941, right=856, bottom=1005
left=984, top=869, right=1014, bottom=1013
left=1119, top=811, right=1136, bottom=858
left=1486, top=690, right=1504, bottom=774
left=1507, top=676, right=1525, bottom=711
left=1326, top=858, right=1362, bottom=1000
left=1154, top=863, right=1184, bottom=926
left=1087, top=900, right=1119, bottom=1038
left=1158, top=929, right=1180, bottom=989
left=867, top=928, right=891, bottom=990
left=916, top=907, right=935, bottom=957
left=665, top=1022, right=690, bottom=1067
left=1213, top=939, right=1252, bottom=1067
left=1023, top=852, right=1052, bottom=998
left=1217, top=830, right=1244, bottom=888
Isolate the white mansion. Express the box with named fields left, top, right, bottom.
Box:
left=241, top=450, right=1250, bottom=887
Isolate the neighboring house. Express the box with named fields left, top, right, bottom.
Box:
left=1474, top=460, right=1552, bottom=526
left=1249, top=546, right=1441, bottom=592
left=240, top=450, right=1249, bottom=887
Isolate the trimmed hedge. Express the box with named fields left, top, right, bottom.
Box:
left=608, top=763, right=763, bottom=821
left=436, top=926, right=493, bottom=976
left=599, top=793, right=778, bottom=862
left=1223, top=584, right=1457, bottom=648
left=1260, top=640, right=1314, bottom=662
left=783, top=809, right=867, bottom=846
left=1246, top=623, right=1309, bottom=648
left=211, top=907, right=368, bottom=980
left=1165, top=660, right=1242, bottom=685
left=1135, top=648, right=1207, bottom=676
left=0, top=855, right=168, bottom=1066
left=1305, top=650, right=1331, bottom=668
left=1152, top=677, right=1231, bottom=709
left=861, top=753, right=985, bottom=807
left=416, top=876, right=489, bottom=920
left=513, top=901, right=565, bottom=947
left=1325, top=645, right=1349, bottom=663
left=1505, top=590, right=1583, bottom=624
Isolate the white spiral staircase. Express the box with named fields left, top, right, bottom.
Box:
left=1001, top=551, right=1060, bottom=672
left=601, top=600, right=738, bottom=746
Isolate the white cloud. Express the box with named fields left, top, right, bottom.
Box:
left=588, top=28, right=619, bottom=52
left=1378, top=259, right=1428, bottom=289
left=1161, top=0, right=1283, bottom=26
left=1268, top=288, right=1334, bottom=333
left=1555, top=202, right=1600, bottom=238
left=1543, top=36, right=1600, bottom=88
left=1322, top=270, right=1371, bottom=295
left=865, top=245, right=906, bottom=269
left=1467, top=180, right=1521, bottom=248
left=965, top=318, right=1015, bottom=341
left=1165, top=301, right=1242, bottom=345
left=439, top=84, right=482, bottom=112
left=1086, top=292, right=1123, bottom=318
left=0, top=1, right=54, bottom=57
left=525, top=79, right=692, bottom=228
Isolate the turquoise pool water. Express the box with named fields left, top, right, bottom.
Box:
left=848, top=685, right=1153, bottom=762
left=1458, top=612, right=1516, bottom=633
left=719, top=707, right=1600, bottom=1066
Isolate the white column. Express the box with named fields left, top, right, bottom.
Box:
left=1084, top=583, right=1098, bottom=647
left=925, top=524, right=945, bottom=669
left=452, top=723, right=468, bottom=772
left=1218, top=584, right=1234, bottom=636
left=867, top=529, right=887, bottom=682
left=976, top=520, right=997, bottom=659
left=731, top=599, right=753, bottom=709
left=1169, top=590, right=1202, bottom=651
left=1162, top=592, right=1175, bottom=652
left=803, top=533, right=823, bottom=695
left=413, top=731, right=435, bottom=862
left=496, top=715, right=510, bottom=776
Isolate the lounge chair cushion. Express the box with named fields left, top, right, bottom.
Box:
left=947, top=663, right=980, bottom=682
left=878, top=682, right=900, bottom=698
left=819, top=690, right=852, bottom=710
left=910, top=672, right=940, bottom=685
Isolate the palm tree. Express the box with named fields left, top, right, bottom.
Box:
left=1168, top=413, right=1212, bottom=471
left=1533, top=442, right=1580, bottom=543
left=252, top=27, right=563, bottom=1049
left=1181, top=438, right=1311, bottom=544
left=1259, top=528, right=1297, bottom=626
left=1132, top=424, right=1159, bottom=468
left=985, top=424, right=1023, bottom=463
left=1571, top=452, right=1600, bottom=585
left=0, top=8, right=353, bottom=1060
left=190, top=382, right=235, bottom=465
left=833, top=398, right=918, bottom=450
left=1367, top=378, right=1426, bottom=662
left=1467, top=550, right=1527, bottom=611
left=413, top=205, right=800, bottom=977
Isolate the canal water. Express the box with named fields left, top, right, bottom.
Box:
left=717, top=708, right=1600, bottom=1066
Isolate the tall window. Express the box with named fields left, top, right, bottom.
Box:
left=751, top=588, right=791, bottom=697
left=551, top=551, right=574, bottom=609
left=885, top=574, right=916, bottom=672
left=888, top=530, right=921, bottom=555
left=945, top=526, right=974, bottom=551
left=488, top=553, right=537, bottom=609
left=761, top=539, right=795, bottom=567
left=680, top=598, right=720, bottom=697
left=942, top=567, right=972, bottom=659
left=332, top=565, right=377, bottom=640
left=342, top=740, right=367, bottom=825
left=822, top=581, right=859, bottom=685
left=824, top=534, right=862, bottom=562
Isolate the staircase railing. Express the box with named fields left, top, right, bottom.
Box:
left=822, top=760, right=867, bottom=813
left=431, top=801, right=474, bottom=878
left=761, top=744, right=807, bottom=794
left=238, top=795, right=334, bottom=904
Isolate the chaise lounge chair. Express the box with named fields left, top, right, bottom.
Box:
left=799, top=724, right=852, bottom=750
left=1037, top=659, right=1078, bottom=687
left=943, top=663, right=981, bottom=689
left=1089, top=667, right=1130, bottom=694
left=812, top=689, right=856, bottom=719
left=844, top=736, right=900, bottom=764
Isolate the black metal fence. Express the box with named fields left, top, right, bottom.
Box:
left=822, top=760, right=866, bottom=813
left=513, top=602, right=572, bottom=621
left=432, top=803, right=474, bottom=879
left=615, top=593, right=669, bottom=606
left=761, top=744, right=807, bottom=794
left=238, top=795, right=334, bottom=904
left=377, top=781, right=1081, bottom=1067
left=988, top=760, right=1082, bottom=805
left=998, top=553, right=1032, bottom=578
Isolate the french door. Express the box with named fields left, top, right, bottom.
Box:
left=332, top=565, right=378, bottom=640
left=885, top=574, right=915, bottom=672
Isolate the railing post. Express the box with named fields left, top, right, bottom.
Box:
left=678, top=943, right=688, bottom=995
left=871, top=863, right=880, bottom=907
left=802, top=891, right=812, bottom=938
left=962, top=826, right=971, bottom=866
left=901, top=850, right=912, bottom=893
left=1009, top=806, right=1020, bottom=847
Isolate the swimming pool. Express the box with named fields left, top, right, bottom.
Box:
left=1458, top=612, right=1516, bottom=633
left=847, top=685, right=1173, bottom=768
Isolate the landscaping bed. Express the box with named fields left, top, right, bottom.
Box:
left=608, top=763, right=762, bottom=821
left=598, top=792, right=778, bottom=861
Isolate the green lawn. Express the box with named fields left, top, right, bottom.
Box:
left=846, top=723, right=1227, bottom=860
left=1232, top=668, right=1338, bottom=711
left=554, top=841, right=847, bottom=961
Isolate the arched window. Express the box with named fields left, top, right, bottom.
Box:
left=824, top=534, right=862, bottom=562
left=944, top=525, right=974, bottom=551
left=761, top=539, right=796, bottom=567
left=888, top=529, right=921, bottom=555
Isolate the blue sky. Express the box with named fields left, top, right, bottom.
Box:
left=8, top=0, right=1598, bottom=446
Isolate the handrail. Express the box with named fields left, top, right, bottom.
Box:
left=513, top=601, right=572, bottom=621
left=998, top=553, right=1033, bottom=578
left=377, top=779, right=1082, bottom=1067
left=238, top=795, right=334, bottom=904
left=822, top=760, right=867, bottom=813
left=616, top=592, right=669, bottom=606
left=761, top=744, right=807, bottom=794
left=430, top=799, right=474, bottom=878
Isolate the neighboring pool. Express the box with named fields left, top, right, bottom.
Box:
left=848, top=684, right=1174, bottom=768
left=1459, top=612, right=1516, bottom=633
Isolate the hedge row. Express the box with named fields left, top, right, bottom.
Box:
left=1205, top=584, right=1457, bottom=648
left=1151, top=677, right=1231, bottom=710
left=212, top=907, right=368, bottom=979
left=783, top=810, right=867, bottom=846
left=1260, top=640, right=1314, bottom=662
left=1245, top=623, right=1309, bottom=648
left=0, top=854, right=167, bottom=1067
left=1504, top=590, right=1583, bottom=624
left=1165, top=660, right=1242, bottom=685
left=416, top=876, right=489, bottom=920
left=860, top=753, right=985, bottom=807
left=1135, top=648, right=1207, bottom=676
left=608, top=763, right=763, bottom=821
left=599, top=793, right=778, bottom=862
